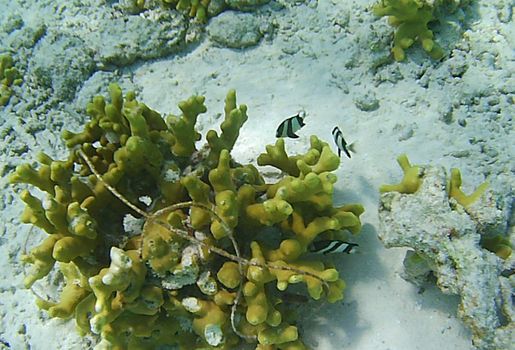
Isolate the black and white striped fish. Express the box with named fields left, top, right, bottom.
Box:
left=276, top=111, right=306, bottom=138
left=332, top=126, right=354, bottom=158
left=309, top=240, right=358, bottom=255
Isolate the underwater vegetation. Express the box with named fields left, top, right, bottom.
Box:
left=10, top=84, right=364, bottom=349
left=379, top=155, right=514, bottom=350
left=0, top=54, right=22, bottom=106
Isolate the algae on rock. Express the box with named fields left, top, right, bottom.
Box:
left=378, top=157, right=514, bottom=350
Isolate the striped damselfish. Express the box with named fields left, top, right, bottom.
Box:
left=276, top=111, right=306, bottom=138
left=332, top=126, right=354, bottom=158
left=309, top=240, right=358, bottom=255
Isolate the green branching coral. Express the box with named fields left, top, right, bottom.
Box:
left=11, top=84, right=364, bottom=349
left=373, top=0, right=445, bottom=61
left=0, top=54, right=22, bottom=106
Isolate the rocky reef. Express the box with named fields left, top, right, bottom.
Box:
left=378, top=155, right=514, bottom=350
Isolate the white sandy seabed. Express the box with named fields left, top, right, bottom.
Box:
left=0, top=0, right=513, bottom=349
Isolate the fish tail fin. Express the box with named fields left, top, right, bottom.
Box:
left=348, top=141, right=357, bottom=154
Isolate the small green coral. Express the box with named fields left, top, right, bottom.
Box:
left=0, top=54, right=22, bottom=106
left=380, top=154, right=423, bottom=194
left=448, top=168, right=488, bottom=208
left=373, top=0, right=444, bottom=61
